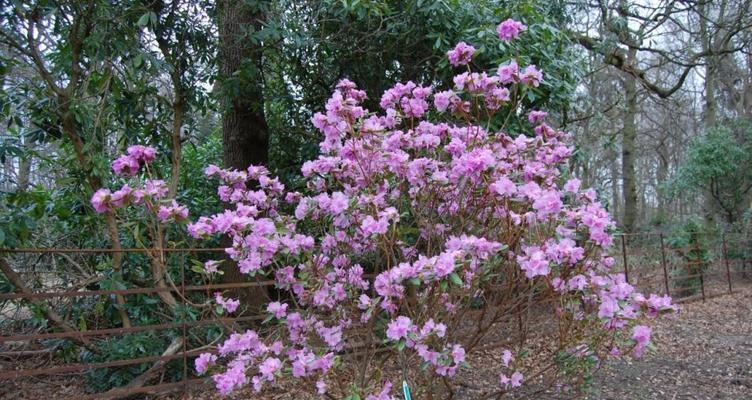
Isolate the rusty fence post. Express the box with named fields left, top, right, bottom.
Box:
left=659, top=233, right=670, bottom=296
left=621, top=234, right=630, bottom=284
left=722, top=233, right=732, bottom=294
left=181, top=250, right=188, bottom=395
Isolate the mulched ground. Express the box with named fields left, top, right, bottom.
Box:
left=584, top=285, right=752, bottom=400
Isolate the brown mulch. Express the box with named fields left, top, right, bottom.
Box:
left=583, top=285, right=752, bottom=400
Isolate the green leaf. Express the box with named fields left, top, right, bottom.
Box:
left=137, top=13, right=150, bottom=27
left=449, top=272, right=463, bottom=286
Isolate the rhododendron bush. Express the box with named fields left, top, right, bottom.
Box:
left=94, top=19, right=675, bottom=399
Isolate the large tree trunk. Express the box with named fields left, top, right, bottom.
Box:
left=217, top=0, right=270, bottom=312
left=218, top=0, right=269, bottom=169
left=621, top=47, right=639, bottom=233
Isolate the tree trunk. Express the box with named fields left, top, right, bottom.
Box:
left=218, top=0, right=269, bottom=169
left=700, top=2, right=718, bottom=227
left=621, top=47, right=639, bottom=233
left=217, top=0, right=270, bottom=312
left=609, top=147, right=620, bottom=219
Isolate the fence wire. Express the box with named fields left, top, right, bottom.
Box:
left=0, top=233, right=750, bottom=399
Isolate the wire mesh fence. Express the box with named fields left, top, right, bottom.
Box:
left=614, top=232, right=751, bottom=303
left=0, top=247, right=264, bottom=399
left=0, top=232, right=750, bottom=399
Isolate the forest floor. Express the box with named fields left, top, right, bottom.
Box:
left=3, top=285, right=751, bottom=400
left=582, top=284, right=752, bottom=400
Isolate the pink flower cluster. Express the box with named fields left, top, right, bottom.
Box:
left=447, top=41, right=476, bottom=67
left=91, top=147, right=189, bottom=231
left=111, top=145, right=156, bottom=176
left=497, top=18, right=527, bottom=41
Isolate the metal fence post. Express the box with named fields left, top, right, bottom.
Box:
left=659, top=233, right=670, bottom=296
left=181, top=250, right=188, bottom=395
left=621, top=234, right=630, bottom=284
left=722, top=233, right=733, bottom=294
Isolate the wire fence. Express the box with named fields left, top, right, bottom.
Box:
left=614, top=232, right=751, bottom=302
left=0, top=232, right=750, bottom=399
left=0, top=247, right=256, bottom=399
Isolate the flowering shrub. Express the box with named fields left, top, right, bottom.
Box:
left=91, top=146, right=178, bottom=218
left=94, top=19, right=676, bottom=399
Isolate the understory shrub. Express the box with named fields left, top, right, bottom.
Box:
left=667, top=219, right=712, bottom=297
left=94, top=18, right=676, bottom=399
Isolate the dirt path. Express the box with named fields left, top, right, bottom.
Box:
left=586, top=286, right=752, bottom=400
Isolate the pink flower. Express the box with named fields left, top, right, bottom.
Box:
left=329, top=191, right=349, bottom=215
left=564, top=178, right=581, bottom=193
left=366, top=381, right=394, bottom=400
left=433, top=252, right=456, bottom=278
left=517, top=247, right=550, bottom=278
left=127, top=145, right=156, bottom=163
left=361, top=215, right=389, bottom=235
left=140, top=179, right=168, bottom=201
left=316, top=380, right=327, bottom=394
left=511, top=371, right=524, bottom=387
left=91, top=188, right=112, bottom=213
left=532, top=190, right=562, bottom=217
left=386, top=316, right=412, bottom=341
left=598, top=297, right=619, bottom=319
left=497, top=60, right=519, bottom=84
left=451, top=344, right=466, bottom=364
left=502, top=349, right=513, bottom=367
left=632, top=325, right=652, bottom=357
left=528, top=110, right=547, bottom=123
left=111, top=155, right=140, bottom=176
left=213, top=362, right=246, bottom=395
left=500, top=371, right=524, bottom=388
left=447, top=41, right=476, bottom=66
left=490, top=176, right=517, bottom=196
left=258, top=357, right=282, bottom=381
left=110, top=185, right=133, bottom=208
left=204, top=260, right=220, bottom=273
left=266, top=301, right=288, bottom=319
left=215, top=292, right=240, bottom=314
left=496, top=19, right=527, bottom=41
left=434, top=90, right=455, bottom=112
left=157, top=200, right=189, bottom=223
left=195, top=353, right=217, bottom=375
left=520, top=65, right=543, bottom=87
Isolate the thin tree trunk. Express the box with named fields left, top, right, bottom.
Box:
left=609, top=147, right=620, bottom=219
left=700, top=2, right=718, bottom=227
left=621, top=47, right=639, bottom=232
left=16, top=139, right=32, bottom=191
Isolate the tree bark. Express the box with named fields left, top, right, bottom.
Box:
left=217, top=0, right=270, bottom=312
left=621, top=47, right=639, bottom=233
left=218, top=0, right=269, bottom=169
